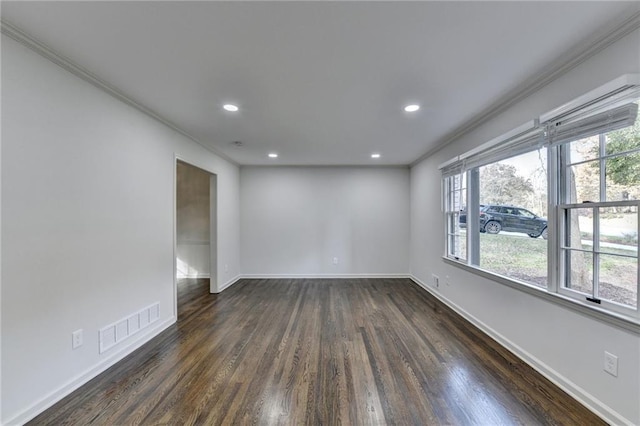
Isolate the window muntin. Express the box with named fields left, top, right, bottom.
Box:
left=559, top=204, right=638, bottom=309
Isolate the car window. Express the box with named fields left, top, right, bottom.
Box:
left=487, top=206, right=501, bottom=213
left=519, top=209, right=536, bottom=218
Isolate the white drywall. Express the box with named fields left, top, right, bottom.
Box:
left=240, top=166, right=410, bottom=276
left=1, top=36, right=241, bottom=424
left=176, top=244, right=210, bottom=278
left=410, top=28, right=640, bottom=424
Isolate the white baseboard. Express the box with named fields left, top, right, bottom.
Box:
left=177, top=273, right=210, bottom=279
left=214, top=274, right=410, bottom=293
left=11, top=276, right=624, bottom=425
left=239, top=273, right=411, bottom=279
left=409, top=275, right=632, bottom=426
left=216, top=275, right=242, bottom=293
left=4, top=316, right=176, bottom=426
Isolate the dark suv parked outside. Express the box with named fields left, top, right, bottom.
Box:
left=460, top=204, right=548, bottom=239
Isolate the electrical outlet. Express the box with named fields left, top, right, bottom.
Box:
left=604, top=351, right=618, bottom=377
left=432, top=274, right=440, bottom=288
left=72, top=329, right=83, bottom=349
left=445, top=275, right=450, bottom=286
left=332, top=257, right=339, bottom=265
left=224, top=264, right=229, bottom=273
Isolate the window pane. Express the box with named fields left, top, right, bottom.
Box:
left=456, top=188, right=466, bottom=211
left=447, top=212, right=466, bottom=261
left=598, top=255, right=637, bottom=308
left=448, top=189, right=461, bottom=211
left=598, top=207, right=638, bottom=255
left=565, top=250, right=593, bottom=296
left=448, top=230, right=467, bottom=261
left=448, top=233, right=458, bottom=256
left=447, top=212, right=459, bottom=234
left=565, top=208, right=593, bottom=250
left=568, top=161, right=600, bottom=203
left=452, top=173, right=466, bottom=191
left=478, top=149, right=548, bottom=287
left=568, top=135, right=599, bottom=164
left=458, top=229, right=467, bottom=260
left=605, top=152, right=640, bottom=201
left=605, top=103, right=640, bottom=156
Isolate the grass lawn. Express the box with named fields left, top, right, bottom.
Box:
left=475, top=232, right=637, bottom=307
left=478, top=233, right=548, bottom=288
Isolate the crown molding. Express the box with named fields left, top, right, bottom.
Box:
left=0, top=19, right=239, bottom=167
left=411, top=10, right=640, bottom=167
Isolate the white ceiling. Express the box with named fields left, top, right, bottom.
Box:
left=2, top=1, right=639, bottom=165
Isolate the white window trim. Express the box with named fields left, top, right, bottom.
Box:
left=439, top=74, right=640, bottom=331
left=443, top=255, right=640, bottom=333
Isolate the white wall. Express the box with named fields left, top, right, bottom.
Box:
left=0, top=36, right=241, bottom=424
left=410, top=28, right=640, bottom=425
left=3, top=12, right=638, bottom=426
left=241, top=166, right=410, bottom=276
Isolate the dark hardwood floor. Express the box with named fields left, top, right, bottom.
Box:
left=29, top=278, right=604, bottom=425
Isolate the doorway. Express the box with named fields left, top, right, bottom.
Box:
left=175, top=159, right=217, bottom=315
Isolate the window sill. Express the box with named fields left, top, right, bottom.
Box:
left=442, top=256, right=640, bottom=334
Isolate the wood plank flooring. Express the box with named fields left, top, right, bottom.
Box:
left=28, top=278, right=604, bottom=425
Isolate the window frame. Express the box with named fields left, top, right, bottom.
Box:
left=555, top=128, right=639, bottom=316
left=439, top=74, right=640, bottom=327
left=446, top=147, right=550, bottom=289
left=443, top=173, right=468, bottom=262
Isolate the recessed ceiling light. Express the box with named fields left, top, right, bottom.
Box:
left=268, top=153, right=278, bottom=158
left=404, top=104, right=420, bottom=112
left=223, top=104, right=239, bottom=112
left=371, top=153, right=381, bottom=159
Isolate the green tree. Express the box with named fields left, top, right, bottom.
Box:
left=605, top=119, right=640, bottom=186
left=479, top=163, right=534, bottom=207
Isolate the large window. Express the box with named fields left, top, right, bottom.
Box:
left=478, top=148, right=548, bottom=288
left=441, top=75, right=640, bottom=321
left=558, top=102, right=639, bottom=313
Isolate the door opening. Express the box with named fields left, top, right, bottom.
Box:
left=175, top=159, right=217, bottom=315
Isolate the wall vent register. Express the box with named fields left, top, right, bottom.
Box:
left=99, top=302, right=160, bottom=353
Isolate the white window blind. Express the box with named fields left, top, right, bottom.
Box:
left=439, top=120, right=543, bottom=175
left=539, top=74, right=640, bottom=146
left=439, top=157, right=465, bottom=178
left=545, top=102, right=638, bottom=146
left=440, top=75, right=640, bottom=176
left=461, top=127, right=543, bottom=170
